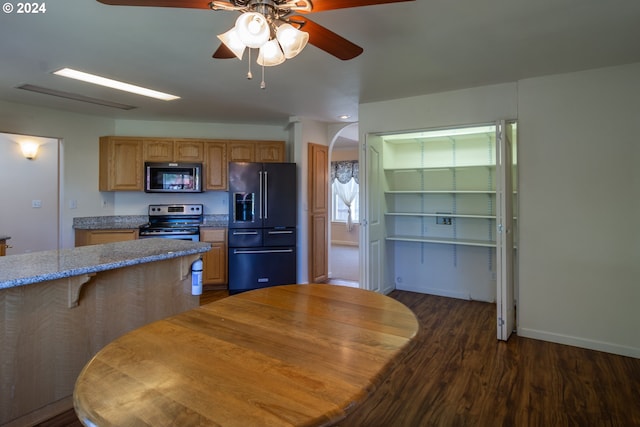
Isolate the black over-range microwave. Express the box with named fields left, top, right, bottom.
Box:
left=145, top=162, right=203, bottom=193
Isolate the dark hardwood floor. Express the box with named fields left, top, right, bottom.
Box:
left=38, top=289, right=640, bottom=427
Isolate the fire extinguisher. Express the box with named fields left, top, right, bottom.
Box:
left=191, top=258, right=203, bottom=296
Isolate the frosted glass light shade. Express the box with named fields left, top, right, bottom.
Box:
left=235, top=12, right=270, bottom=48
left=217, top=28, right=246, bottom=59
left=257, top=39, right=285, bottom=66
left=276, top=23, right=308, bottom=59
left=20, top=141, right=39, bottom=159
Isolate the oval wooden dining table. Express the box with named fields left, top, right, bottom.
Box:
left=73, top=284, right=419, bottom=427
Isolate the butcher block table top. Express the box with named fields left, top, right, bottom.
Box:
left=73, top=284, right=419, bottom=427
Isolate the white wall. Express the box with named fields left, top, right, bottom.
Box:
left=0, top=133, right=58, bottom=254
left=516, top=63, right=640, bottom=358
left=290, top=117, right=330, bottom=284
left=0, top=100, right=116, bottom=249
left=359, top=64, right=640, bottom=357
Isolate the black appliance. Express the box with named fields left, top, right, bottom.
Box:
left=228, top=162, right=296, bottom=294
left=145, top=162, right=202, bottom=193
left=139, top=204, right=203, bottom=241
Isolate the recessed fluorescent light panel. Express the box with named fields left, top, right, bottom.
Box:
left=53, top=68, right=180, bottom=101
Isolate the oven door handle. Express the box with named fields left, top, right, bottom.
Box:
left=266, top=230, right=294, bottom=235
left=232, top=249, right=293, bottom=255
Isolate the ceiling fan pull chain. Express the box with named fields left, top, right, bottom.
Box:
left=247, top=49, right=253, bottom=80
left=260, top=64, right=266, bottom=89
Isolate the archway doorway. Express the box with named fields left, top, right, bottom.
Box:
left=328, top=123, right=360, bottom=288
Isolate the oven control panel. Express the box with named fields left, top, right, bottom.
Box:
left=148, top=204, right=203, bottom=216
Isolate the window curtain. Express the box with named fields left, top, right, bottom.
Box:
left=331, top=161, right=359, bottom=231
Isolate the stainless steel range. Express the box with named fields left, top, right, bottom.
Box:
left=139, top=204, right=203, bottom=241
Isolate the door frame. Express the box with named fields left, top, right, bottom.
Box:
left=362, top=121, right=518, bottom=340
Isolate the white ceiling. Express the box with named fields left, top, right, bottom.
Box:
left=1, top=0, right=639, bottom=127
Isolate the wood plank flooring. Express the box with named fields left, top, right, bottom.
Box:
left=37, top=289, right=640, bottom=427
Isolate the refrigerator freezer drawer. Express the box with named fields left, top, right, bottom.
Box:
left=263, top=228, right=296, bottom=247
left=228, top=247, right=296, bottom=294
left=229, top=229, right=262, bottom=247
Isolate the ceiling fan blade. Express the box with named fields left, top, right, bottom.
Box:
left=96, top=0, right=213, bottom=9
left=212, top=43, right=237, bottom=59
left=303, top=0, right=415, bottom=12
left=289, top=16, right=363, bottom=60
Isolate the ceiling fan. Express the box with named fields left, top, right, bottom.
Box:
left=96, top=0, right=416, bottom=62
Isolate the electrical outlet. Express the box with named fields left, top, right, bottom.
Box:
left=69, top=199, right=77, bottom=209
left=32, top=200, right=42, bottom=208
left=436, top=215, right=453, bottom=225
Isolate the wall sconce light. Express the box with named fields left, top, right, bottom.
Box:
left=20, top=141, right=39, bottom=160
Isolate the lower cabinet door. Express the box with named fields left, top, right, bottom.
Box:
left=203, top=242, right=227, bottom=287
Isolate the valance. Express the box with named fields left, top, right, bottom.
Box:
left=331, top=160, right=359, bottom=184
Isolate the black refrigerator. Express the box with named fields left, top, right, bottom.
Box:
left=228, top=162, right=297, bottom=294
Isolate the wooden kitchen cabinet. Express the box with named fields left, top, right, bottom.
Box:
left=204, top=140, right=228, bottom=191
left=255, top=140, right=286, bottom=162
left=99, top=137, right=143, bottom=191
left=100, top=136, right=285, bottom=192
left=200, top=228, right=227, bottom=289
left=228, top=140, right=286, bottom=163
left=175, top=140, right=205, bottom=162
left=228, top=141, right=255, bottom=162
left=143, top=139, right=205, bottom=162
left=143, top=139, right=173, bottom=162
left=0, top=240, right=6, bottom=256
left=75, top=229, right=138, bottom=247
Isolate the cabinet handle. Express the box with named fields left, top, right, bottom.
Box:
left=267, top=230, right=293, bottom=235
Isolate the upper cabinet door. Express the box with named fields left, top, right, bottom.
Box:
left=143, top=139, right=204, bottom=163
left=99, top=137, right=143, bottom=191
left=495, top=120, right=516, bottom=341
left=143, top=139, right=174, bottom=162
left=228, top=141, right=256, bottom=162
left=256, top=141, right=285, bottom=163
left=174, top=140, right=204, bottom=162
left=204, top=140, right=228, bottom=191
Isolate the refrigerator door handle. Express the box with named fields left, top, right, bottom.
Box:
left=263, top=170, right=268, bottom=220
left=231, top=230, right=259, bottom=236
left=258, top=170, right=263, bottom=220
left=233, top=249, right=294, bottom=255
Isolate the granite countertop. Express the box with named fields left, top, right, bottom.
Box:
left=200, top=215, right=228, bottom=228
left=0, top=239, right=211, bottom=290
left=73, top=215, right=228, bottom=230
left=73, top=216, right=149, bottom=230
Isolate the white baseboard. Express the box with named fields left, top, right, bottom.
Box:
left=395, top=283, right=471, bottom=300
left=518, top=327, right=640, bottom=359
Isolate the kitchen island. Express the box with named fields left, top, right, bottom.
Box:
left=0, top=239, right=211, bottom=427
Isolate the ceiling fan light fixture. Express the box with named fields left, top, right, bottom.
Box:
left=257, top=39, right=285, bottom=67
left=276, top=23, right=309, bottom=59
left=235, top=11, right=270, bottom=48
left=217, top=28, right=246, bottom=59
